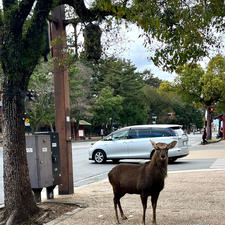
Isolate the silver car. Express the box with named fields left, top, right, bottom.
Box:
left=89, top=124, right=189, bottom=164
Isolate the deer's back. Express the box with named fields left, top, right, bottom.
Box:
left=108, top=163, right=148, bottom=194
left=108, top=163, right=166, bottom=195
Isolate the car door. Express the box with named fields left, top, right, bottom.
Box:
left=127, top=128, right=153, bottom=158
left=106, top=129, right=129, bottom=158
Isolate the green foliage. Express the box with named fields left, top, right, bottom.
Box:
left=175, top=63, right=204, bottom=105
left=26, top=60, right=55, bottom=132
left=142, top=85, right=173, bottom=123
left=92, top=86, right=123, bottom=129
left=143, top=83, right=203, bottom=129
left=128, top=1, right=225, bottom=71
left=158, top=80, right=175, bottom=93
left=91, top=57, right=149, bottom=128
left=175, top=54, right=225, bottom=108
left=141, top=69, right=162, bottom=88
left=83, top=23, right=102, bottom=61
left=169, top=95, right=203, bottom=130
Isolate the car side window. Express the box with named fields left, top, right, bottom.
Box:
left=112, top=130, right=129, bottom=140
left=128, top=129, right=151, bottom=139
left=150, top=128, right=175, bottom=137
left=128, top=129, right=138, bottom=139
left=137, top=129, right=151, bottom=138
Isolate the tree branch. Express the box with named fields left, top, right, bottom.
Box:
left=60, top=0, right=130, bottom=22
left=64, top=18, right=81, bottom=26
left=13, top=0, right=36, bottom=30
left=21, top=0, right=54, bottom=78
left=2, top=0, right=16, bottom=11
left=2, top=1, right=36, bottom=37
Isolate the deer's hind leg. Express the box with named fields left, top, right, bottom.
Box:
left=113, top=192, right=127, bottom=223
left=113, top=195, right=120, bottom=224
left=141, top=194, right=148, bottom=225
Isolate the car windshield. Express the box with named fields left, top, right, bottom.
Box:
left=104, top=129, right=129, bottom=141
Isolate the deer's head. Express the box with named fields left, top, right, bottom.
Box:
left=150, top=140, right=177, bottom=162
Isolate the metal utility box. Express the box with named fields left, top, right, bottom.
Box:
left=34, top=132, right=61, bottom=186
left=49, top=132, right=61, bottom=185
left=26, top=135, right=53, bottom=188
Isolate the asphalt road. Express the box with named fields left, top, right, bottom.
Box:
left=72, top=133, right=224, bottom=187
left=0, top=133, right=224, bottom=205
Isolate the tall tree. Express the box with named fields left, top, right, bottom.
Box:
left=69, top=60, right=93, bottom=139
left=143, top=83, right=203, bottom=130
left=175, top=54, right=225, bottom=138
left=141, top=69, right=162, bottom=88
left=92, top=86, right=124, bottom=132
left=142, top=85, right=173, bottom=124
left=1, top=1, right=56, bottom=223
left=91, top=57, right=148, bottom=127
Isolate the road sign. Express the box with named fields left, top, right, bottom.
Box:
left=25, top=118, right=30, bottom=126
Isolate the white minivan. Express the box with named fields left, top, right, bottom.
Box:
left=89, top=124, right=189, bottom=164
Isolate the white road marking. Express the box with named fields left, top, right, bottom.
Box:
left=210, top=158, right=225, bottom=169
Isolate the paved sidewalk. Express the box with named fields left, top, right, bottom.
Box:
left=46, top=142, right=225, bottom=225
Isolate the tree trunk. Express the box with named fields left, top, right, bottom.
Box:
left=206, top=106, right=212, bottom=140
left=2, top=83, right=39, bottom=223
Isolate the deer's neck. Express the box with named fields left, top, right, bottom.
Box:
left=149, top=158, right=168, bottom=178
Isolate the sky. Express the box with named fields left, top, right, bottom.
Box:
left=116, top=25, right=176, bottom=82
left=107, top=23, right=224, bottom=83
left=96, top=22, right=177, bottom=82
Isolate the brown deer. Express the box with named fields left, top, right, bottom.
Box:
left=108, top=140, right=177, bottom=225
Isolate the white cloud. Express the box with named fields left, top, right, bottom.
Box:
left=116, top=24, right=176, bottom=82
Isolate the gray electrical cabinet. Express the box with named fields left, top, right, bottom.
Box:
left=26, top=133, right=61, bottom=202
left=26, top=135, right=53, bottom=188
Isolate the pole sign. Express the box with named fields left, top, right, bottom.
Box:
left=25, top=118, right=30, bottom=126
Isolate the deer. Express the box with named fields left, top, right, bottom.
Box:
left=108, top=140, right=177, bottom=225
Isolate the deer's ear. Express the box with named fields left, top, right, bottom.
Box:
left=168, top=141, right=177, bottom=149
left=150, top=140, right=157, bottom=149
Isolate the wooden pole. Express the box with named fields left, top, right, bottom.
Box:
left=50, top=5, right=74, bottom=194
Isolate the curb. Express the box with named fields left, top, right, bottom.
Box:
left=200, top=138, right=222, bottom=145
left=44, top=207, right=85, bottom=225
left=43, top=202, right=87, bottom=225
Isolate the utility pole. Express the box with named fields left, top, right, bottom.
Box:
left=50, top=5, right=74, bottom=194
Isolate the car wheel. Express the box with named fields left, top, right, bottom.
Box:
left=94, top=150, right=106, bottom=164
left=112, top=159, right=120, bottom=164
left=168, top=157, right=177, bottom=164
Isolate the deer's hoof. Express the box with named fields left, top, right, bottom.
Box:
left=122, top=215, right=127, bottom=220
